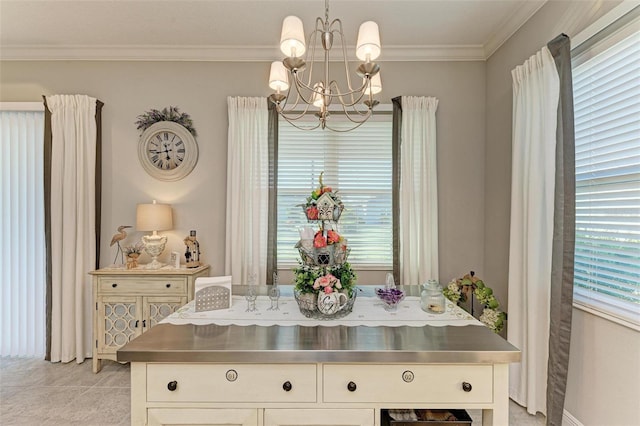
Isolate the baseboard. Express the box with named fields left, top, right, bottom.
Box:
left=563, top=409, right=584, bottom=426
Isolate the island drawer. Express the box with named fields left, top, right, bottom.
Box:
left=147, top=363, right=317, bottom=403
left=323, top=364, right=493, bottom=404
left=97, top=277, right=187, bottom=294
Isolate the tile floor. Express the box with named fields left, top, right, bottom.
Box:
left=1, top=357, right=546, bottom=425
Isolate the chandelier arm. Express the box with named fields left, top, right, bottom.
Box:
left=338, top=101, right=375, bottom=120
left=327, top=80, right=368, bottom=107
left=332, top=18, right=358, bottom=98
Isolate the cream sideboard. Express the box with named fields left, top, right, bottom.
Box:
left=118, top=322, right=520, bottom=425
left=90, top=265, right=209, bottom=373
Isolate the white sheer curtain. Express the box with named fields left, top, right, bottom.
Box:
left=225, top=97, right=269, bottom=285
left=46, top=95, right=97, bottom=363
left=399, top=96, right=439, bottom=285
left=0, top=105, right=46, bottom=357
left=507, top=47, right=559, bottom=415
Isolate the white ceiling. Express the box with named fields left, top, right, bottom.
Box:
left=0, top=0, right=550, bottom=61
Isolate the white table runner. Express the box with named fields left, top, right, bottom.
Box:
left=162, top=292, right=482, bottom=328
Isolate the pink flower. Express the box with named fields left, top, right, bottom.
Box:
left=327, top=230, right=340, bottom=244
left=314, top=233, right=327, bottom=248
left=324, top=286, right=333, bottom=294
left=306, top=206, right=318, bottom=220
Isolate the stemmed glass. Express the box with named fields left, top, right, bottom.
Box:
left=245, top=271, right=258, bottom=312
left=268, top=271, right=280, bottom=311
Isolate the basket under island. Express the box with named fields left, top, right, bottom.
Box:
left=117, top=288, right=520, bottom=426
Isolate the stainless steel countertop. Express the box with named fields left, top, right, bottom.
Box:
left=117, top=285, right=520, bottom=364
left=118, top=323, right=520, bottom=364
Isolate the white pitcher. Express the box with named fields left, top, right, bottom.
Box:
left=317, top=292, right=349, bottom=315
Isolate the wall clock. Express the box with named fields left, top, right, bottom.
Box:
left=138, top=121, right=199, bottom=181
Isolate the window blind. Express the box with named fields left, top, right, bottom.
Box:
left=572, top=22, right=640, bottom=326
left=0, top=108, right=46, bottom=357
left=277, top=116, right=393, bottom=267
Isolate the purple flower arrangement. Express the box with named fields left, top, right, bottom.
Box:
left=375, top=288, right=405, bottom=310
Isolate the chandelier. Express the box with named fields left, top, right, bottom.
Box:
left=268, top=0, right=382, bottom=132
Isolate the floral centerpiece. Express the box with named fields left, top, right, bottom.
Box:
left=443, top=271, right=506, bottom=333
left=293, top=173, right=356, bottom=319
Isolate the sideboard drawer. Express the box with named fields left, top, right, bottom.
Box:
left=147, top=363, right=317, bottom=403
left=323, top=364, right=493, bottom=404
left=98, top=277, right=186, bottom=295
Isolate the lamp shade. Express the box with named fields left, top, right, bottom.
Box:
left=269, top=61, right=290, bottom=92
left=356, top=21, right=381, bottom=61
left=136, top=201, right=173, bottom=232
left=280, top=15, right=306, bottom=57
left=364, top=72, right=382, bottom=96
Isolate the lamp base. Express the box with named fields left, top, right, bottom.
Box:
left=142, top=234, right=167, bottom=270
left=145, top=257, right=164, bottom=269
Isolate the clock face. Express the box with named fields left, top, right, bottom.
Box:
left=138, top=121, right=198, bottom=181
left=146, top=130, right=185, bottom=171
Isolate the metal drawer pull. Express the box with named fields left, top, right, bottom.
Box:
left=462, top=382, right=472, bottom=392
left=282, top=381, right=292, bottom=392
left=167, top=381, right=178, bottom=391
left=142, top=320, right=146, bottom=328
left=166, top=283, right=171, bottom=288
left=112, top=283, right=117, bottom=288
left=347, top=381, right=357, bottom=392
left=134, top=320, right=139, bottom=328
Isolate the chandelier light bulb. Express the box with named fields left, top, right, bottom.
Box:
left=356, top=21, right=381, bottom=61
left=280, top=15, right=306, bottom=57
left=364, top=72, right=382, bottom=96
left=269, top=61, right=290, bottom=92
left=312, top=83, right=326, bottom=108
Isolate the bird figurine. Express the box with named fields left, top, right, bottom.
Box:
left=110, top=225, right=132, bottom=265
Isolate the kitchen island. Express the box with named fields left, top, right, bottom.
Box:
left=118, top=291, right=520, bottom=426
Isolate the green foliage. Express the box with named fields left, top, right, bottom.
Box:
left=135, top=106, right=197, bottom=136
left=293, top=261, right=357, bottom=297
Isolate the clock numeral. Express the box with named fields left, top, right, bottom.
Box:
left=176, top=140, right=184, bottom=146
left=151, top=154, right=159, bottom=163
left=177, top=148, right=185, bottom=154
left=149, top=141, right=158, bottom=148
left=156, top=135, right=163, bottom=142
left=163, top=132, right=169, bottom=140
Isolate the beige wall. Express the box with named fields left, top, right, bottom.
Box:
left=485, top=1, right=640, bottom=425
left=0, top=59, right=485, bottom=285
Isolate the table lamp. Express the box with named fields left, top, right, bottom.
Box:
left=136, top=200, right=173, bottom=269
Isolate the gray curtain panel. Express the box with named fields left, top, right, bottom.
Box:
left=42, top=97, right=103, bottom=361
left=391, top=97, right=402, bottom=286
left=546, top=34, right=576, bottom=426
left=266, top=101, right=278, bottom=285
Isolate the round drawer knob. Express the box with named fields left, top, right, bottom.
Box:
left=111, top=283, right=117, bottom=288
left=347, top=381, right=357, bottom=392
left=462, top=382, right=472, bottom=392
left=282, top=381, right=292, bottom=392
left=166, top=283, right=171, bottom=288
left=167, top=381, right=178, bottom=391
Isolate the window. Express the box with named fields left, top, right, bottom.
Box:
left=572, top=12, right=640, bottom=328
left=277, top=115, right=393, bottom=268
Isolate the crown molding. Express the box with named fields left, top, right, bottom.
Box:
left=0, top=44, right=487, bottom=62
left=483, top=0, right=548, bottom=59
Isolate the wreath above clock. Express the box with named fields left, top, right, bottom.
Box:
left=135, top=106, right=199, bottom=181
